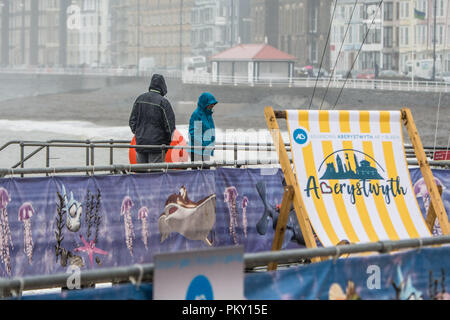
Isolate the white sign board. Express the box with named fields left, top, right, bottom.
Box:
left=153, top=246, right=244, bottom=300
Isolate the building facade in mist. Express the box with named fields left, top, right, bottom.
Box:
left=190, top=0, right=251, bottom=59
left=70, top=0, right=111, bottom=67
left=330, top=0, right=450, bottom=74
left=250, top=0, right=331, bottom=70
left=397, top=0, right=450, bottom=73
left=110, top=0, right=194, bottom=69
left=330, top=0, right=384, bottom=73
left=0, top=0, right=74, bottom=67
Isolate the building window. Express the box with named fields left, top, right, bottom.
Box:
left=309, top=4, right=318, bottom=33
left=438, top=0, right=445, bottom=17
left=384, top=2, right=393, bottom=21
left=383, top=54, right=393, bottom=70
left=309, top=39, right=317, bottom=63
left=400, top=26, right=409, bottom=45
left=384, top=26, right=393, bottom=47
left=400, top=1, right=409, bottom=19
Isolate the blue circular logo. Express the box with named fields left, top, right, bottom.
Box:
left=293, top=128, right=309, bottom=145
left=185, top=275, right=214, bottom=300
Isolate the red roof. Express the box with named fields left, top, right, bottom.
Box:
left=211, top=44, right=296, bottom=61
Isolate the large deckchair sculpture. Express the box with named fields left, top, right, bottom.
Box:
left=264, top=107, right=449, bottom=269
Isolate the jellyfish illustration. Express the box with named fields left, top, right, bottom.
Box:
left=138, top=206, right=149, bottom=250
left=121, top=196, right=135, bottom=256
left=18, top=202, right=35, bottom=265
left=242, top=197, right=249, bottom=238
left=413, top=177, right=446, bottom=235
left=224, top=186, right=239, bottom=245
left=0, top=187, right=13, bottom=275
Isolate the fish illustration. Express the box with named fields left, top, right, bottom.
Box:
left=158, top=186, right=216, bottom=246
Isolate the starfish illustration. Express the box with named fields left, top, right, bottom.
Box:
left=74, top=235, right=108, bottom=267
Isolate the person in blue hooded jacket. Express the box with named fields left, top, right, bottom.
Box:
left=189, top=92, right=218, bottom=162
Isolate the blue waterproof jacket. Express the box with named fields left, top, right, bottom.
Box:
left=189, top=92, right=218, bottom=156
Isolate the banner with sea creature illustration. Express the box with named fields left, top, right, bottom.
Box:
left=410, top=168, right=450, bottom=237
left=214, top=167, right=305, bottom=252
left=286, top=110, right=432, bottom=247
left=245, top=245, right=450, bottom=300
left=0, top=167, right=448, bottom=278
left=0, top=171, right=216, bottom=278
left=0, top=168, right=288, bottom=278
left=17, top=245, right=450, bottom=300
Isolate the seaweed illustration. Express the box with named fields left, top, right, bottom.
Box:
left=429, top=269, right=450, bottom=300
left=85, top=189, right=102, bottom=243
left=54, top=192, right=66, bottom=264
left=55, top=189, right=105, bottom=269
left=73, top=188, right=107, bottom=267
left=0, top=187, right=13, bottom=276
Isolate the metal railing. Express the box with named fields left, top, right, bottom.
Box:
left=0, top=234, right=449, bottom=298
left=0, top=139, right=448, bottom=177
left=0, top=67, right=448, bottom=93
left=183, top=74, right=450, bottom=93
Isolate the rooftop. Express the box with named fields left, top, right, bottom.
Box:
left=211, top=43, right=297, bottom=61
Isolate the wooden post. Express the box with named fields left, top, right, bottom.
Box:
left=264, top=107, right=320, bottom=263
left=401, top=108, right=450, bottom=234
left=425, top=185, right=443, bottom=232
left=268, top=185, right=294, bottom=271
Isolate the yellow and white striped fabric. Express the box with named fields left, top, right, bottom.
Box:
left=286, top=110, right=431, bottom=247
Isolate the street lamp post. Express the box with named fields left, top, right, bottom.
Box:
left=432, top=0, right=437, bottom=81
left=97, top=0, right=100, bottom=67
left=137, top=0, right=141, bottom=76
left=180, top=0, right=183, bottom=72
left=20, top=0, right=25, bottom=65
left=0, top=0, right=9, bottom=66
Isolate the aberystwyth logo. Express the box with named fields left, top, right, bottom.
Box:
left=293, top=127, right=310, bottom=146
left=304, top=149, right=407, bottom=204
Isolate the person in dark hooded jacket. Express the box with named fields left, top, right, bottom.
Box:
left=129, top=74, right=176, bottom=163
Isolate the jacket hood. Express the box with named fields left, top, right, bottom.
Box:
left=197, top=92, right=218, bottom=111
left=149, top=74, right=167, bottom=96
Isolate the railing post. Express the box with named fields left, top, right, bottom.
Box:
left=90, top=143, right=95, bottom=167
left=46, top=145, right=50, bottom=177
left=161, top=145, right=166, bottom=164
left=85, top=140, right=90, bottom=175
left=20, top=142, right=24, bottom=178
left=110, top=139, right=114, bottom=174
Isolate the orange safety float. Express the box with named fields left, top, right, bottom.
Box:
left=129, top=136, right=137, bottom=164
left=165, top=129, right=189, bottom=163
left=129, top=130, right=189, bottom=164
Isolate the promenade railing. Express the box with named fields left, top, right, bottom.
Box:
left=0, top=67, right=448, bottom=93
left=0, top=234, right=449, bottom=298
left=0, top=139, right=448, bottom=177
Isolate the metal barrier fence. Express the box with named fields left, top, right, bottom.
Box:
left=183, top=74, right=450, bottom=93
left=0, top=139, right=448, bottom=177
left=0, top=68, right=448, bottom=93
left=0, top=234, right=449, bottom=298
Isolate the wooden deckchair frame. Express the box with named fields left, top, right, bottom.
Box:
left=264, top=107, right=449, bottom=270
